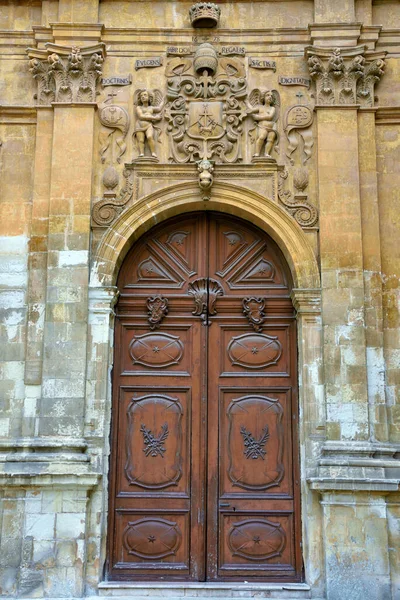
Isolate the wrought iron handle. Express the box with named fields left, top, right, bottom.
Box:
left=219, top=502, right=231, bottom=507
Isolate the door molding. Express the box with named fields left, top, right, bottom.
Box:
left=85, top=191, right=326, bottom=596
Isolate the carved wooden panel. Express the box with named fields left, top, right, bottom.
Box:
left=227, top=333, right=282, bottom=369
left=220, top=326, right=291, bottom=376
left=120, top=325, right=192, bottom=375
left=129, top=333, right=184, bottom=368
left=228, top=518, right=286, bottom=561
left=219, top=514, right=296, bottom=577
left=226, top=394, right=285, bottom=491
left=114, top=512, right=189, bottom=571
left=125, top=394, right=184, bottom=490
left=123, top=518, right=182, bottom=560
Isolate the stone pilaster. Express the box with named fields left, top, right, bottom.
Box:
left=84, top=286, right=118, bottom=593
left=358, top=108, right=388, bottom=442
left=291, top=288, right=326, bottom=596
left=305, top=45, right=386, bottom=444
left=25, top=43, right=105, bottom=440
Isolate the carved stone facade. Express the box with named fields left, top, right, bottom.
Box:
left=0, top=1, right=400, bottom=599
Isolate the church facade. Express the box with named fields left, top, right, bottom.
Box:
left=0, top=1, right=399, bottom=599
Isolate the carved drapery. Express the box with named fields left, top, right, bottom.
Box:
left=27, top=43, right=106, bottom=104
left=305, top=46, right=386, bottom=106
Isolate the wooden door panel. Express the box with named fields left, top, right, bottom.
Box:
left=219, top=513, right=296, bottom=577
left=117, top=387, right=191, bottom=496
left=220, top=389, right=292, bottom=496
left=113, top=511, right=190, bottom=573
left=120, top=324, right=193, bottom=375
left=220, top=325, right=292, bottom=376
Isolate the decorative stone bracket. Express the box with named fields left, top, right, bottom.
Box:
left=27, top=43, right=106, bottom=104
left=305, top=45, right=386, bottom=107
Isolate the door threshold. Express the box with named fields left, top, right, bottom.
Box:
left=98, top=581, right=314, bottom=599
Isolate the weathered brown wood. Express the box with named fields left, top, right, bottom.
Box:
left=107, top=212, right=302, bottom=582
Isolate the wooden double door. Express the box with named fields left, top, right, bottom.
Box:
left=108, top=212, right=302, bottom=582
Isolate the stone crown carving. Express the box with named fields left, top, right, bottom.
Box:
left=189, top=2, right=221, bottom=28
left=305, top=46, right=386, bottom=106
left=27, top=43, right=106, bottom=104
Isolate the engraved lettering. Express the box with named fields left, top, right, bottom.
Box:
left=135, top=57, right=163, bottom=70
left=249, top=58, right=276, bottom=71
left=279, top=76, right=311, bottom=88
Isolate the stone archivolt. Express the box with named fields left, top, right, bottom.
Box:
left=27, top=43, right=106, bottom=104
left=305, top=45, right=386, bottom=106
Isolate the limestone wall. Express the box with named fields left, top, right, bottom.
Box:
left=0, top=1, right=399, bottom=598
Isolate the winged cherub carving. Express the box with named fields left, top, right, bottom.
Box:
left=247, top=89, right=280, bottom=159
left=133, top=88, right=164, bottom=159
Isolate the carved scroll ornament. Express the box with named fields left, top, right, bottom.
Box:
left=242, top=297, right=266, bottom=332
left=92, top=167, right=134, bottom=226
left=147, top=295, right=169, bottom=329
left=278, top=168, right=318, bottom=228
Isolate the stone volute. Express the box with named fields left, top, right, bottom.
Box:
left=189, top=2, right=221, bottom=28
left=193, top=42, right=218, bottom=75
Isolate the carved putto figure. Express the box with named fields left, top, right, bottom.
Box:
left=133, top=89, right=164, bottom=159
left=247, top=89, right=280, bottom=159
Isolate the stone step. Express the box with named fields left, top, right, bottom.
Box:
left=98, top=582, right=317, bottom=600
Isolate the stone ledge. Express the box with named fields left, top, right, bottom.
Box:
left=98, top=582, right=315, bottom=600
left=0, top=472, right=100, bottom=488
left=308, top=477, right=399, bottom=492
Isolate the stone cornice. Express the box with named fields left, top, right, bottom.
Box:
left=375, top=106, right=400, bottom=125
left=0, top=105, right=37, bottom=124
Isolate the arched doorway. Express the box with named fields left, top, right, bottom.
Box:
left=107, top=211, right=302, bottom=582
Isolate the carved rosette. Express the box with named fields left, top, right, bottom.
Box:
left=27, top=43, right=106, bottom=104
left=305, top=46, right=386, bottom=106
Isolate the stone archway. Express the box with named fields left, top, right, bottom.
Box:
left=86, top=183, right=325, bottom=593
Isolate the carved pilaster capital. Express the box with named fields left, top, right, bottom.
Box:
left=305, top=46, right=386, bottom=107
left=27, top=43, right=106, bottom=105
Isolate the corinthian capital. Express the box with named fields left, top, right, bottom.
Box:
left=27, top=43, right=106, bottom=105
left=305, top=46, right=386, bottom=107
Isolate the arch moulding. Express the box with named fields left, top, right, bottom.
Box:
left=90, top=181, right=320, bottom=291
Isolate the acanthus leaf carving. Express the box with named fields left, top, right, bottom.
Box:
left=27, top=43, right=105, bottom=105
left=306, top=46, right=386, bottom=107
